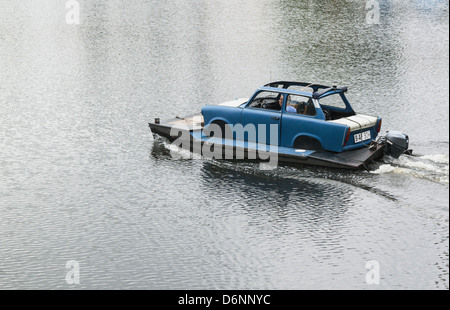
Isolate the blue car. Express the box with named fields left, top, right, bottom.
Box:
left=149, top=81, right=410, bottom=170
left=201, top=81, right=382, bottom=153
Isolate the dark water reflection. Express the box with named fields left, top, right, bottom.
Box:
left=0, top=0, right=448, bottom=289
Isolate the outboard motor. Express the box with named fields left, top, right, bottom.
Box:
left=384, top=130, right=410, bottom=158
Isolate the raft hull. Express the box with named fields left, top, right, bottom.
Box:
left=149, top=116, right=386, bottom=170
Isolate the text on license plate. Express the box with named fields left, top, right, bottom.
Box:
left=354, top=130, right=371, bottom=143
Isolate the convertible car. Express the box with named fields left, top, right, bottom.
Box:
left=149, top=81, right=411, bottom=170
left=202, top=81, right=382, bottom=152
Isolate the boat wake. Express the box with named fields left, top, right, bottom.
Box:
left=153, top=136, right=449, bottom=190
left=371, top=153, right=449, bottom=185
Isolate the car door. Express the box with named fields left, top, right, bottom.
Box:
left=240, top=91, right=282, bottom=146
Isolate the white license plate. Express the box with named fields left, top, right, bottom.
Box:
left=354, top=130, right=371, bottom=143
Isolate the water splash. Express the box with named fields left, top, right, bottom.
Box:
left=371, top=154, right=449, bottom=185
left=161, top=140, right=202, bottom=160
left=420, top=154, right=449, bottom=165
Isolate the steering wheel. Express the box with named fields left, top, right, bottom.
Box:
left=261, top=101, right=268, bottom=109
left=323, top=109, right=331, bottom=120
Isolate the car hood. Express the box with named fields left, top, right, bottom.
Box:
left=218, top=98, right=249, bottom=107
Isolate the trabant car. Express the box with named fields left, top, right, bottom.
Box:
left=201, top=81, right=382, bottom=153
left=149, top=81, right=410, bottom=170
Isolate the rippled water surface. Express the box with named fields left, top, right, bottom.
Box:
left=0, top=0, right=448, bottom=289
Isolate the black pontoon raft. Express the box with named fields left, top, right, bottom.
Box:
left=149, top=114, right=411, bottom=170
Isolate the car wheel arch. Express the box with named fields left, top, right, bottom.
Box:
left=292, top=134, right=324, bottom=151
left=206, top=118, right=230, bottom=138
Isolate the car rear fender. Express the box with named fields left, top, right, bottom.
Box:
left=287, top=120, right=348, bottom=152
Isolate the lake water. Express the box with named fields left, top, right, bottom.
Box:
left=0, top=0, right=448, bottom=290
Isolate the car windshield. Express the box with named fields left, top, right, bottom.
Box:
left=247, top=91, right=281, bottom=110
